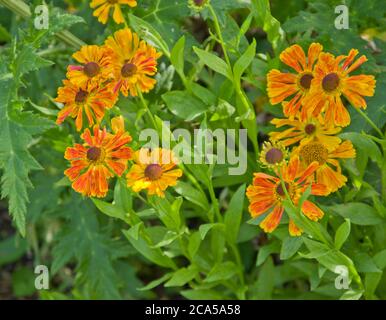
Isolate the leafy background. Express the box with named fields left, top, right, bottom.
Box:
left=0, top=0, right=385, bottom=299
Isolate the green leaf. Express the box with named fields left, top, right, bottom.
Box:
left=181, top=289, right=225, bottom=300
left=92, top=198, right=127, bottom=222
left=256, top=242, right=280, bottom=266
left=128, top=13, right=170, bottom=57
left=364, top=272, right=382, bottom=300
left=52, top=199, right=121, bottom=299
left=12, top=266, right=36, bottom=297
left=340, top=132, right=383, bottom=167
left=162, top=90, right=207, bottom=121
left=199, top=223, right=223, bottom=240
left=0, top=235, right=27, bottom=267
left=137, top=273, right=173, bottom=291
left=14, top=45, right=53, bottom=78
left=251, top=0, right=285, bottom=51
left=233, top=40, right=256, bottom=84
left=340, top=289, right=364, bottom=300
left=224, top=184, right=245, bottom=244
left=193, top=47, right=232, bottom=80
left=174, top=181, right=209, bottom=211
left=256, top=256, right=275, bottom=299
left=334, top=219, right=351, bottom=250
left=328, top=203, right=384, bottom=225
left=122, top=228, right=176, bottom=269
left=164, top=265, right=198, bottom=287
left=188, top=231, right=202, bottom=259
left=280, top=236, right=303, bottom=260
left=170, top=36, right=185, bottom=77
left=204, top=261, right=237, bottom=282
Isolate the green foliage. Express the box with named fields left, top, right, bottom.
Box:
left=0, top=0, right=385, bottom=301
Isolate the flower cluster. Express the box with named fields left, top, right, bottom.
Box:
left=247, top=43, right=375, bottom=236
left=57, top=28, right=181, bottom=198
left=267, top=43, right=376, bottom=127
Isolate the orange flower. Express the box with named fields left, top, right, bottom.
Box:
left=126, top=148, right=183, bottom=197
left=296, top=140, right=356, bottom=194
left=105, top=28, right=161, bottom=97
left=64, top=117, right=133, bottom=198
left=90, top=0, right=137, bottom=25
left=303, top=49, right=376, bottom=127
left=270, top=114, right=341, bottom=149
left=246, top=157, right=328, bottom=236
left=55, top=80, right=117, bottom=131
left=67, top=45, right=114, bottom=87
left=267, top=43, right=323, bottom=118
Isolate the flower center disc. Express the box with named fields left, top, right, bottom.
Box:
left=265, top=148, right=284, bottom=164
left=304, top=123, right=316, bottom=135
left=322, top=73, right=340, bottom=92
left=194, top=0, right=205, bottom=5
left=108, top=0, right=118, bottom=4
left=121, top=63, right=137, bottom=78
left=87, top=147, right=102, bottom=161
left=75, top=89, right=88, bottom=103
left=299, top=73, right=313, bottom=90
left=84, top=62, right=100, bottom=78
left=276, top=182, right=290, bottom=197
left=145, top=164, right=163, bottom=181
left=299, top=142, right=329, bottom=165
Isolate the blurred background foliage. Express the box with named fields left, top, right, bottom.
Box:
left=0, top=0, right=385, bottom=300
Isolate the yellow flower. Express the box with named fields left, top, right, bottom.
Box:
left=105, top=28, right=162, bottom=97
left=303, top=49, right=376, bottom=127
left=269, top=114, right=341, bottom=149
left=295, top=140, right=356, bottom=194
left=259, top=140, right=288, bottom=169
left=90, top=0, right=137, bottom=25
left=67, top=45, right=114, bottom=87
left=126, top=148, right=183, bottom=197
left=267, top=43, right=323, bottom=119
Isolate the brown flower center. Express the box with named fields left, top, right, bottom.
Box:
left=299, top=142, right=329, bottom=165
left=265, top=148, right=284, bottom=164
left=322, top=73, right=340, bottom=92
left=276, top=182, right=290, bottom=197
left=304, top=123, right=316, bottom=135
left=144, top=164, right=163, bottom=181
left=75, top=89, right=88, bottom=103
left=299, top=73, right=313, bottom=90
left=84, top=62, right=100, bottom=78
left=121, top=63, right=137, bottom=78
left=108, top=0, right=118, bottom=4
left=194, top=0, right=205, bottom=5
left=87, top=147, right=102, bottom=161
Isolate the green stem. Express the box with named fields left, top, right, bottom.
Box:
left=208, top=3, right=259, bottom=158
left=137, top=88, right=158, bottom=131
left=208, top=4, right=231, bottom=67
left=230, top=243, right=246, bottom=298
left=208, top=180, right=221, bottom=223
left=355, top=107, right=384, bottom=138
left=382, top=145, right=386, bottom=201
